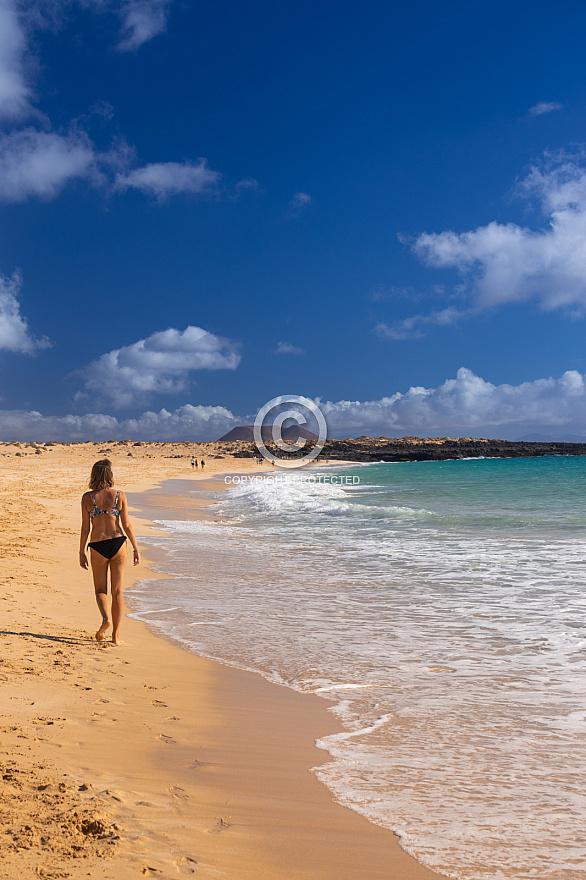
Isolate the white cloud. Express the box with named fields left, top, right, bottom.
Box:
left=0, top=1, right=228, bottom=205
left=273, top=341, right=305, bottom=356
left=0, top=2, right=237, bottom=205
left=119, top=402, right=238, bottom=438
left=319, top=368, right=586, bottom=438
left=115, top=0, right=171, bottom=51
left=528, top=101, right=563, bottom=117
left=0, top=270, right=51, bottom=353
left=115, top=159, right=221, bottom=199
left=0, top=0, right=169, bottom=126
left=0, top=402, right=239, bottom=441
left=375, top=307, right=468, bottom=341
left=0, top=128, right=96, bottom=202
left=232, top=177, right=261, bottom=198
left=0, top=0, right=31, bottom=119
left=288, top=191, right=312, bottom=216
left=27, top=0, right=172, bottom=52
left=79, top=325, right=241, bottom=409
left=4, top=367, right=586, bottom=441
left=0, top=128, right=225, bottom=204
left=410, top=152, right=586, bottom=312
left=0, top=0, right=171, bottom=125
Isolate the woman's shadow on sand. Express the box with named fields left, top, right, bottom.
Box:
left=0, top=629, right=91, bottom=645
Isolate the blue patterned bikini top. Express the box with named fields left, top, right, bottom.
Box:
left=89, top=490, right=120, bottom=519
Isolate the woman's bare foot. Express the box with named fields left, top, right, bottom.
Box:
left=95, top=620, right=111, bottom=641
left=111, top=637, right=123, bottom=646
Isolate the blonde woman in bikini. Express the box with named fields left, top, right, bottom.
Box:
left=79, top=459, right=140, bottom=645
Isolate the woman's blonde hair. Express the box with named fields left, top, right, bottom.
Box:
left=89, top=459, right=114, bottom=491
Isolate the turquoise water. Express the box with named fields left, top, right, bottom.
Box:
left=357, top=455, right=586, bottom=532
left=129, top=456, right=586, bottom=880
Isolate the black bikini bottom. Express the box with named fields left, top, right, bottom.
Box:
left=88, top=536, right=127, bottom=559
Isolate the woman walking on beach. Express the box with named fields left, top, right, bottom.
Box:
left=79, top=459, right=140, bottom=645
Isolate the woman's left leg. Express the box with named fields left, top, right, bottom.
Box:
left=90, top=550, right=111, bottom=641
left=109, top=543, right=127, bottom=645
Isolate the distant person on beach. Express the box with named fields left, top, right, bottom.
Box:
left=79, top=459, right=140, bottom=645
left=200, top=460, right=205, bottom=469
left=191, top=457, right=196, bottom=468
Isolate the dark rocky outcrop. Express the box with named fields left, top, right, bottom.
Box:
left=228, top=436, right=586, bottom=462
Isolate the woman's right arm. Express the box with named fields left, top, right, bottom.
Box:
left=118, top=491, right=140, bottom=565
left=79, top=495, right=90, bottom=569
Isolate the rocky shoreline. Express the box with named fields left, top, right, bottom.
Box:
left=323, top=436, right=586, bottom=462
left=232, top=436, right=586, bottom=462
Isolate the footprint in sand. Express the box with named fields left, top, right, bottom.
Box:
left=98, top=789, right=125, bottom=803
left=151, top=700, right=168, bottom=708
left=174, top=856, right=198, bottom=874
left=157, top=734, right=176, bottom=744
left=208, top=818, right=231, bottom=833
left=141, top=867, right=161, bottom=875
left=166, top=785, right=187, bottom=800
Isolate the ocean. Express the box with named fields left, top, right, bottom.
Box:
left=127, top=455, right=586, bottom=880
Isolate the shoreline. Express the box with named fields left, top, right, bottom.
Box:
left=0, top=445, right=447, bottom=879
left=126, top=467, right=450, bottom=879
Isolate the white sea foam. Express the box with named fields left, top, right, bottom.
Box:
left=130, top=458, right=586, bottom=880
left=130, top=606, right=179, bottom=616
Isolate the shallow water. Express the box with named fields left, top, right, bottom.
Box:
left=128, top=456, right=586, bottom=880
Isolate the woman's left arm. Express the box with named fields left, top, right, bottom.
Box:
left=119, top=491, right=140, bottom=565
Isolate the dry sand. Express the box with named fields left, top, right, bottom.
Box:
left=0, top=441, right=447, bottom=879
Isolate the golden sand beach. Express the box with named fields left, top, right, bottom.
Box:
left=0, top=441, right=446, bottom=879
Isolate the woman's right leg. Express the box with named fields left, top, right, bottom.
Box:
left=90, top=549, right=111, bottom=640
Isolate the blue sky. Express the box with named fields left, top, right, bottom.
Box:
left=3, top=0, right=586, bottom=440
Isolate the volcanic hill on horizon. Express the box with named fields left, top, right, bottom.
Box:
left=218, top=425, right=319, bottom=443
